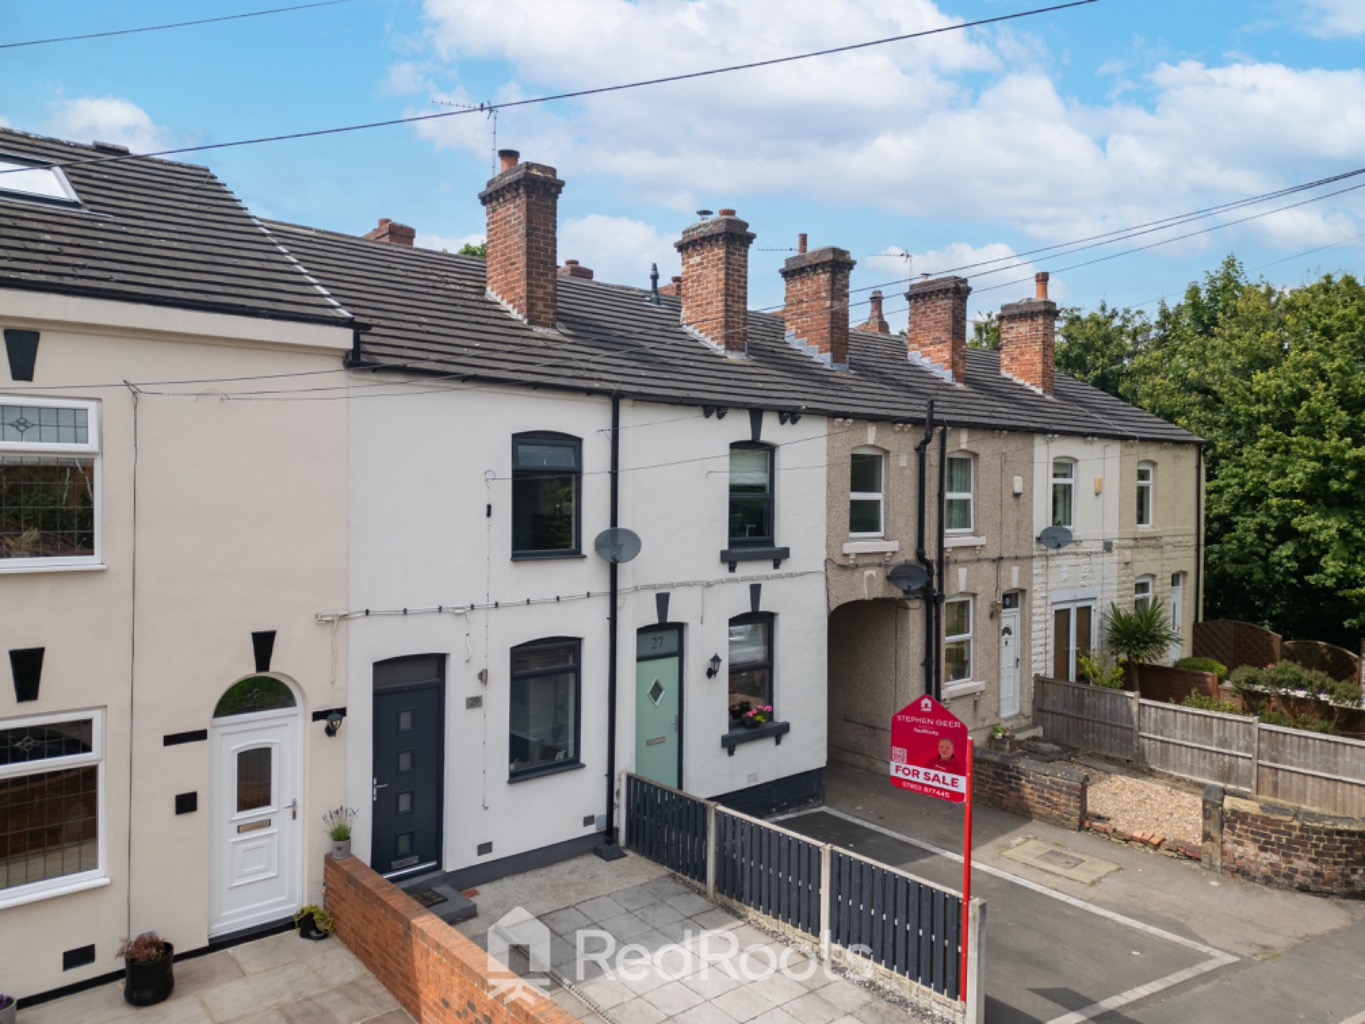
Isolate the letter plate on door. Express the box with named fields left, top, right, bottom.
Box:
left=237, top=819, right=270, bottom=833
left=646, top=736, right=666, bottom=746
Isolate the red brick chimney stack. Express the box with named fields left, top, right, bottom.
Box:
left=363, top=218, right=415, bottom=247
left=905, top=276, right=971, bottom=383
left=998, top=273, right=1058, bottom=394
left=478, top=149, right=565, bottom=328
left=797, top=233, right=808, bottom=254
left=860, top=289, right=890, bottom=334
left=658, top=275, right=683, bottom=299
left=781, top=245, right=856, bottom=367
left=675, top=209, right=755, bottom=355
left=559, top=259, right=594, bottom=280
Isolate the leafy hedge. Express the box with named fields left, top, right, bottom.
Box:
left=1175, top=656, right=1228, bottom=681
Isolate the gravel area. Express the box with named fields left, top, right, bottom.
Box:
left=1076, top=762, right=1202, bottom=846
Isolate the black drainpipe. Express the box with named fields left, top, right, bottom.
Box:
left=596, top=394, right=625, bottom=859
left=915, top=401, right=937, bottom=699
left=935, top=422, right=949, bottom=699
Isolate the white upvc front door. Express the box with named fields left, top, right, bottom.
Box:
left=999, top=608, right=1021, bottom=718
left=1169, top=574, right=1184, bottom=664
left=209, top=710, right=302, bottom=936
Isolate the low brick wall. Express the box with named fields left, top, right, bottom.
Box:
left=1203, top=786, right=1365, bottom=897
left=324, top=854, right=581, bottom=1024
left=974, top=749, right=1087, bottom=830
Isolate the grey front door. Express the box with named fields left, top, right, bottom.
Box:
left=372, top=655, right=444, bottom=878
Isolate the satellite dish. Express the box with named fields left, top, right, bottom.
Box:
left=593, top=528, right=642, bottom=564
left=1038, top=525, right=1073, bottom=550
left=886, top=562, right=930, bottom=594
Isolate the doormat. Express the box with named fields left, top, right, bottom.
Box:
left=408, top=888, right=448, bottom=909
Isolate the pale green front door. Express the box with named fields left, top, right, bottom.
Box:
left=635, top=627, right=681, bottom=789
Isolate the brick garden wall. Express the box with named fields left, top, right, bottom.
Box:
left=1217, top=793, right=1365, bottom=897
left=1122, top=664, right=1219, bottom=703
left=324, top=854, right=581, bottom=1024
left=974, top=749, right=1087, bottom=830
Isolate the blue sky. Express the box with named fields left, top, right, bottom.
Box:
left=3, top=0, right=1365, bottom=321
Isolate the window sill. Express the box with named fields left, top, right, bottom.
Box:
left=944, top=535, right=987, bottom=549
left=0, top=874, right=110, bottom=910
left=508, top=759, right=584, bottom=783
left=720, top=720, right=790, bottom=755
left=842, top=540, right=900, bottom=555
left=510, top=551, right=586, bottom=561
left=720, top=546, right=790, bottom=571
left=942, top=680, right=987, bottom=699
left=0, top=560, right=107, bottom=575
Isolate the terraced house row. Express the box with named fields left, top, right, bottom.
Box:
left=0, top=127, right=1199, bottom=1000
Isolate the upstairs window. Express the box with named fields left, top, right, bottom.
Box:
left=0, top=156, right=80, bottom=208
left=1, top=398, right=100, bottom=568
left=849, top=447, right=884, bottom=537
left=512, top=433, right=580, bottom=558
left=729, top=443, right=774, bottom=547
left=1051, top=459, right=1074, bottom=529
left=945, top=454, right=974, bottom=533
left=1136, top=461, right=1154, bottom=527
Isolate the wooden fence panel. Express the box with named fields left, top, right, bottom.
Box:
left=1192, top=620, right=1281, bottom=673
left=623, top=774, right=708, bottom=883
left=1138, top=701, right=1256, bottom=790
left=829, top=849, right=961, bottom=1000
left=714, top=809, right=823, bottom=936
left=1038, top=677, right=1136, bottom=759
left=1257, top=727, right=1365, bottom=818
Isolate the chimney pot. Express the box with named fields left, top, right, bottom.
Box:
left=498, top=149, right=520, bottom=172
left=1035, top=271, right=1050, bottom=300
left=781, top=245, right=856, bottom=368
left=797, top=233, right=808, bottom=254
left=718, top=208, right=737, bottom=217
left=860, top=288, right=890, bottom=334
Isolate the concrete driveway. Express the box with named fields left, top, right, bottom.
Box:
left=782, top=761, right=1365, bottom=1024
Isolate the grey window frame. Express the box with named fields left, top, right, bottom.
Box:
left=511, top=432, right=582, bottom=559
left=728, top=442, right=775, bottom=548
left=508, top=637, right=582, bottom=781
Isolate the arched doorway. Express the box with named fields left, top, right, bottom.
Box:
left=208, top=675, right=303, bottom=937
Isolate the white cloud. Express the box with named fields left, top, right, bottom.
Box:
left=559, top=214, right=678, bottom=288
left=42, top=97, right=170, bottom=153
left=415, top=230, right=485, bottom=253
left=401, top=1, right=1365, bottom=259
left=1301, top=0, right=1365, bottom=37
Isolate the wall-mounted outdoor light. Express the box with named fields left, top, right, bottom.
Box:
left=706, top=653, right=723, bottom=678
left=324, top=710, right=345, bottom=738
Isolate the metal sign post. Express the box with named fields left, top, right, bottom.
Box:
left=889, top=696, right=973, bottom=1004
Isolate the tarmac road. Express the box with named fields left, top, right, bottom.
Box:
left=787, top=762, right=1365, bottom=1024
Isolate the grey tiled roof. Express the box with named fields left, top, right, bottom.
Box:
left=0, top=128, right=351, bottom=324
left=269, top=219, right=1197, bottom=443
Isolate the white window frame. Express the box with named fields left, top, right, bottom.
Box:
left=0, top=396, right=102, bottom=572
left=944, top=596, right=973, bottom=683
left=1136, top=461, right=1154, bottom=528
left=1051, top=458, right=1075, bottom=529
left=1134, top=575, right=1154, bottom=612
left=0, top=708, right=107, bottom=908
left=945, top=454, right=974, bottom=534
left=849, top=446, right=885, bottom=538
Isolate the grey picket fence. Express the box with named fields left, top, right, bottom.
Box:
left=623, top=773, right=982, bottom=1021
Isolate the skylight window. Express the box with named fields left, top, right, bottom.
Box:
left=0, top=157, right=80, bottom=207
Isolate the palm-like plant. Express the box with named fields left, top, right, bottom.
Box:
left=1104, top=597, right=1180, bottom=689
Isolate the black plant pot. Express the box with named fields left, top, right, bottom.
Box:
left=124, top=942, right=174, bottom=1006
left=297, top=913, right=329, bottom=941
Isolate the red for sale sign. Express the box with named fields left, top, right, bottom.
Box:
left=889, top=695, right=969, bottom=803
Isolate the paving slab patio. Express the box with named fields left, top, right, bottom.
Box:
left=19, top=929, right=412, bottom=1024
left=456, top=853, right=949, bottom=1024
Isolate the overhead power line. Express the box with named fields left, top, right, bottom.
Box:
left=0, top=0, right=353, bottom=50
left=0, top=0, right=1098, bottom=174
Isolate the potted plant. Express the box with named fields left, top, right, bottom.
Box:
left=989, top=723, right=1016, bottom=752
left=293, top=904, right=334, bottom=941
left=118, top=932, right=173, bottom=1006
left=323, top=805, right=358, bottom=859
left=742, top=704, right=772, bottom=729
left=0, top=992, right=16, bottom=1024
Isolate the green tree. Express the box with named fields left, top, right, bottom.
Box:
left=969, top=313, right=999, bottom=350
left=1054, top=301, right=1151, bottom=398
left=458, top=240, right=487, bottom=258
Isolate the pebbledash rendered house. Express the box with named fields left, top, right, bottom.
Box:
left=0, top=130, right=1201, bottom=1004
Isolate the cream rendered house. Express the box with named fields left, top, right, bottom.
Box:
left=0, top=129, right=352, bottom=1000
